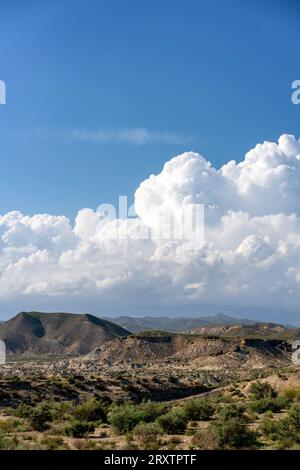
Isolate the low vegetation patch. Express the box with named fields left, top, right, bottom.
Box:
left=0, top=369, right=299, bottom=450
left=109, top=401, right=168, bottom=434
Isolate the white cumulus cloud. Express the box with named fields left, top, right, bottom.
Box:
left=1, top=134, right=300, bottom=316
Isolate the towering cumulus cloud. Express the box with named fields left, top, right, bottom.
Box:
left=1, top=134, right=300, bottom=313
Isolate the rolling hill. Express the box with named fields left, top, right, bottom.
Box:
left=0, top=311, right=130, bottom=356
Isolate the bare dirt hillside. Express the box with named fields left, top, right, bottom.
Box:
left=88, top=332, right=291, bottom=369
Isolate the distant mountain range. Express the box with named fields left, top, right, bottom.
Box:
left=0, top=311, right=129, bottom=356
left=0, top=311, right=298, bottom=358
left=191, top=322, right=300, bottom=339
left=104, top=313, right=259, bottom=333
left=103, top=305, right=300, bottom=326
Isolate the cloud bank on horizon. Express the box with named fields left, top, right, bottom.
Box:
left=1, top=134, right=300, bottom=314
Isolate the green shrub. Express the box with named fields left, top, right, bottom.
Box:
left=0, top=431, right=18, bottom=450
left=65, top=421, right=95, bottom=438
left=73, top=399, right=108, bottom=423
left=216, top=417, right=260, bottom=449
left=40, top=436, right=65, bottom=450
left=273, top=394, right=292, bottom=410
left=275, top=437, right=298, bottom=450
left=260, top=417, right=282, bottom=441
left=288, top=403, right=300, bottom=431
left=109, top=404, right=148, bottom=434
left=249, top=382, right=277, bottom=400
left=0, top=418, right=21, bottom=432
left=260, top=405, right=300, bottom=446
left=108, top=401, right=167, bottom=434
left=13, top=403, right=32, bottom=419
left=133, top=422, right=162, bottom=448
left=218, top=404, right=247, bottom=423
left=283, top=388, right=300, bottom=402
left=28, top=405, right=52, bottom=432
left=212, top=394, right=233, bottom=404
left=51, top=401, right=73, bottom=421
left=190, top=426, right=219, bottom=449
left=157, top=408, right=188, bottom=434
left=183, top=398, right=215, bottom=421
left=249, top=399, right=271, bottom=414
left=249, top=396, right=288, bottom=414
left=138, top=401, right=168, bottom=421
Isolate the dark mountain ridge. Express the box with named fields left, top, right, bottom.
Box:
left=0, top=311, right=130, bottom=356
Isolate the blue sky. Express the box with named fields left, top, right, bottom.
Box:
left=0, top=0, right=299, bottom=219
